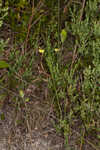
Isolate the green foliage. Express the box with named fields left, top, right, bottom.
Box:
left=0, top=3, right=8, bottom=27
left=0, top=0, right=100, bottom=148
left=60, top=29, right=67, bottom=44
left=0, top=5, right=9, bottom=69
left=42, top=0, right=100, bottom=147
left=0, top=60, right=9, bottom=68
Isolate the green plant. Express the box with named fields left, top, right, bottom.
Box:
left=0, top=0, right=100, bottom=148
left=0, top=3, right=9, bottom=68
left=42, top=0, right=100, bottom=148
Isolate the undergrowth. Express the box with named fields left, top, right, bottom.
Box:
left=0, top=0, right=100, bottom=149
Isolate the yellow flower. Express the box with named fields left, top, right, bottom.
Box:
left=54, top=48, right=60, bottom=52
left=39, top=48, right=45, bottom=54
left=19, top=90, right=24, bottom=98
left=25, top=98, right=30, bottom=102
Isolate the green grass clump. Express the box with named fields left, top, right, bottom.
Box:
left=42, top=0, right=100, bottom=148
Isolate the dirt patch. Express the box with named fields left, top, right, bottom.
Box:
left=0, top=100, right=65, bottom=150
left=0, top=99, right=99, bottom=150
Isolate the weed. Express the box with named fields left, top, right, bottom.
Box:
left=42, top=0, right=100, bottom=148
left=0, top=0, right=100, bottom=149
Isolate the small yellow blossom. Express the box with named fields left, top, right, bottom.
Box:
left=25, top=97, right=30, bottom=102
left=39, top=48, right=45, bottom=54
left=19, top=90, right=24, bottom=98
left=54, top=48, right=60, bottom=52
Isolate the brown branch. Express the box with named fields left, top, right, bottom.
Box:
left=80, top=0, right=86, bottom=21
left=70, top=0, right=86, bottom=69
left=63, top=0, right=72, bottom=14
left=24, top=0, right=44, bottom=53
left=24, top=2, right=35, bottom=53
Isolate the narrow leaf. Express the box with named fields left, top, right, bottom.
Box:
left=60, top=29, right=67, bottom=43
left=0, top=60, right=9, bottom=68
